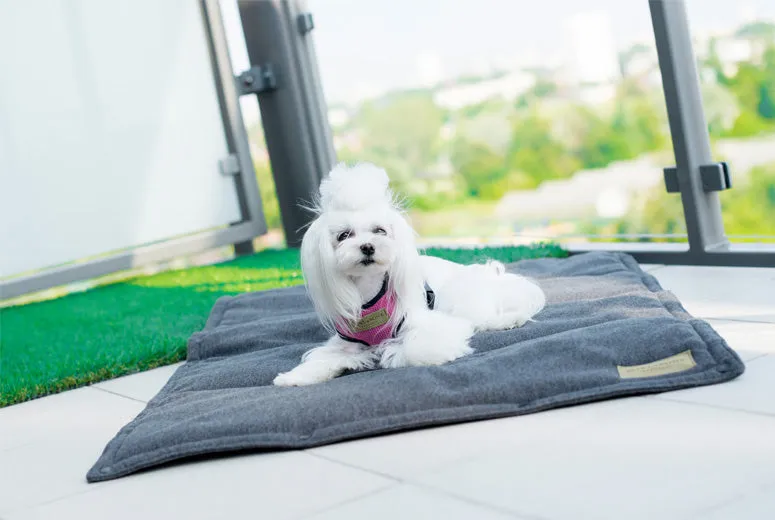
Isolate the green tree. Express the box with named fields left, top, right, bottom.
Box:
left=245, top=124, right=282, bottom=231
left=572, top=105, right=635, bottom=168
left=254, top=160, right=282, bottom=230
left=571, top=82, right=669, bottom=169
left=507, top=110, right=581, bottom=183
left=451, top=140, right=509, bottom=199
left=702, top=82, right=740, bottom=137
left=759, top=83, right=775, bottom=119
left=515, top=78, right=559, bottom=108
left=612, top=84, right=669, bottom=153
left=719, top=44, right=775, bottom=135
left=721, top=163, right=775, bottom=237
left=609, top=188, right=686, bottom=240
left=758, top=45, right=775, bottom=119
left=607, top=163, right=775, bottom=240
left=729, top=63, right=766, bottom=112
left=353, top=91, right=446, bottom=190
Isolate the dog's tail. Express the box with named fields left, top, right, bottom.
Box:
left=484, top=260, right=506, bottom=276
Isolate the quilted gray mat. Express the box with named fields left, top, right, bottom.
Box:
left=87, top=252, right=744, bottom=482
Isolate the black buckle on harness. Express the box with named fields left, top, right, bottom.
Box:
left=425, top=283, right=435, bottom=310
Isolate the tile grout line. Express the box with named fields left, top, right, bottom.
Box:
left=289, top=485, right=398, bottom=520
left=704, top=317, right=775, bottom=325
left=740, top=353, right=770, bottom=363
left=3, top=485, right=104, bottom=517
left=408, top=480, right=551, bottom=520
left=88, top=385, right=148, bottom=405
left=649, top=394, right=775, bottom=419
left=308, top=446, right=530, bottom=491
left=687, top=481, right=775, bottom=519
left=0, top=440, right=36, bottom=454
left=702, top=316, right=775, bottom=325
left=305, top=450, right=404, bottom=483
left=305, top=452, right=545, bottom=520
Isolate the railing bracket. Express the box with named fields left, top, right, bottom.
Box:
left=663, top=162, right=732, bottom=193
left=235, top=64, right=277, bottom=96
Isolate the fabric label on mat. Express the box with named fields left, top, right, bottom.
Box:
left=353, top=308, right=390, bottom=332
left=617, top=350, right=696, bottom=379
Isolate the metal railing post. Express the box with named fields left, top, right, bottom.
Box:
left=649, top=0, right=729, bottom=255
left=237, top=0, right=336, bottom=247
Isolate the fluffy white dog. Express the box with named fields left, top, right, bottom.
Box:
left=273, top=163, right=546, bottom=387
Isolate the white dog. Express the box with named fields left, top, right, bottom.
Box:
left=273, top=163, right=546, bottom=387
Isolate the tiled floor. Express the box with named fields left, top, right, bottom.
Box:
left=1, top=264, right=774, bottom=520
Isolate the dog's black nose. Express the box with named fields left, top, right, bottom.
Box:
left=360, top=243, right=375, bottom=256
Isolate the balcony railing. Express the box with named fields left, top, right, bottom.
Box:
left=1, top=0, right=773, bottom=302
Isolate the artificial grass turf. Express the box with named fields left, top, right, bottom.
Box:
left=0, top=244, right=567, bottom=407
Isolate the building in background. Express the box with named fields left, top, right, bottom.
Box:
left=563, top=11, right=621, bottom=105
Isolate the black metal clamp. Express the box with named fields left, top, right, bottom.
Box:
left=663, top=162, right=732, bottom=193
left=297, top=13, right=314, bottom=35
left=236, top=64, right=277, bottom=96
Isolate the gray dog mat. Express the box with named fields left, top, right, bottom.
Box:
left=87, top=252, right=744, bottom=482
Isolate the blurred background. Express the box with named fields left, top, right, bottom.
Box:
left=222, top=0, right=775, bottom=248
left=2, top=0, right=774, bottom=302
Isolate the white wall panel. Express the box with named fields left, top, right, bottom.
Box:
left=0, top=0, right=241, bottom=277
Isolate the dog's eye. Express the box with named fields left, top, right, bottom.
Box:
left=336, top=230, right=353, bottom=242
left=373, top=226, right=387, bottom=235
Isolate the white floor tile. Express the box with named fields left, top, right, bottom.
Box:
left=310, top=415, right=536, bottom=481
left=0, top=387, right=141, bottom=452
left=639, top=264, right=664, bottom=273
left=93, top=363, right=182, bottom=402
left=6, top=452, right=393, bottom=520
left=410, top=398, right=775, bottom=520
left=654, top=354, right=775, bottom=416
left=300, top=484, right=520, bottom=520
left=694, top=483, right=775, bottom=519
left=706, top=319, right=775, bottom=361
left=652, top=266, right=775, bottom=323
left=0, top=388, right=143, bottom=514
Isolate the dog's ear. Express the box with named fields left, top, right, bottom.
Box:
left=387, top=212, right=426, bottom=322
left=300, top=217, right=360, bottom=330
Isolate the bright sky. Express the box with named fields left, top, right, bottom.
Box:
left=221, top=0, right=775, bottom=105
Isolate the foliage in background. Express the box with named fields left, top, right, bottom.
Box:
left=721, top=163, right=775, bottom=237
left=592, top=163, right=775, bottom=240
left=248, top=22, right=775, bottom=242
left=705, top=36, right=775, bottom=138
left=341, top=91, right=446, bottom=193
left=255, top=160, right=282, bottom=230
left=337, top=27, right=775, bottom=240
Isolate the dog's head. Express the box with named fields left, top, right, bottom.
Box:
left=321, top=205, right=398, bottom=278
left=300, top=163, right=424, bottom=330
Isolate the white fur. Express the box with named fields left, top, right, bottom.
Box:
left=423, top=258, right=546, bottom=331
left=274, top=163, right=547, bottom=387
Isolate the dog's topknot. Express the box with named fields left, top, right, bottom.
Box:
left=318, top=163, right=394, bottom=212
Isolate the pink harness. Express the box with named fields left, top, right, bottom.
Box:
left=335, top=277, right=434, bottom=347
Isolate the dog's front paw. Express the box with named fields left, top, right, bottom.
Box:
left=379, top=344, right=408, bottom=369
left=273, top=364, right=334, bottom=387
left=273, top=371, right=308, bottom=387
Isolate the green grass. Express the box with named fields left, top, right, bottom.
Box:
left=0, top=244, right=567, bottom=407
